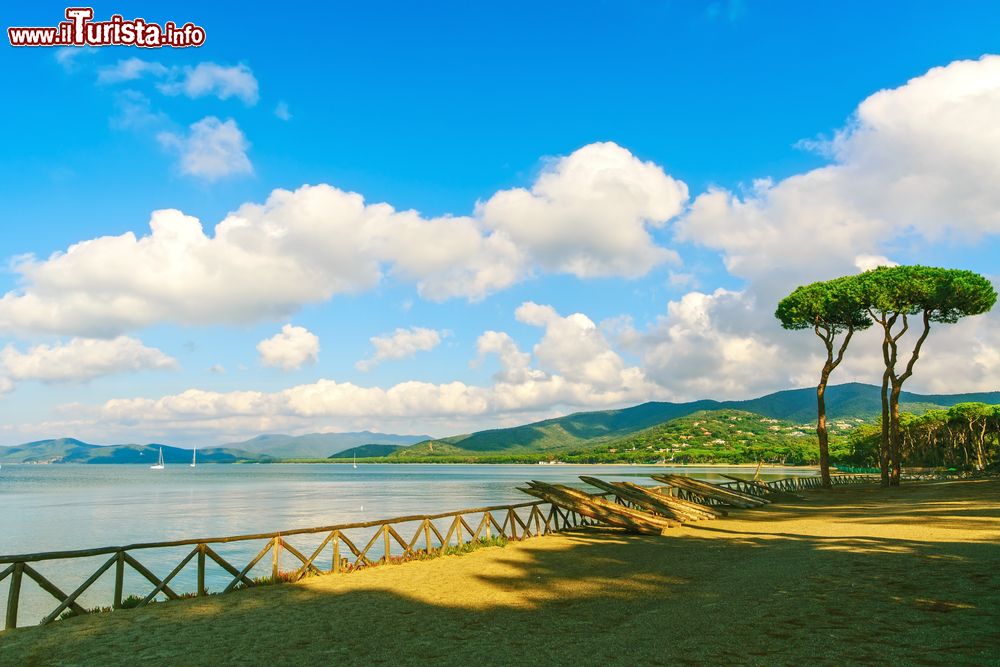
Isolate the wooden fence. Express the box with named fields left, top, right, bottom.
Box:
left=671, top=473, right=880, bottom=505
left=0, top=473, right=877, bottom=631
left=0, top=499, right=601, bottom=631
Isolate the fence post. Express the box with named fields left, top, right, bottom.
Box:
left=113, top=551, right=125, bottom=609
left=5, top=562, right=23, bottom=630
left=383, top=525, right=391, bottom=563
left=272, top=536, right=281, bottom=582
left=484, top=512, right=492, bottom=540
left=423, top=519, right=431, bottom=554
left=197, top=544, right=207, bottom=596
left=332, top=534, right=341, bottom=573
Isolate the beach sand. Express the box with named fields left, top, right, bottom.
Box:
left=2, top=479, right=998, bottom=666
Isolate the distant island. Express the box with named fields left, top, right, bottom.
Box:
left=2, top=382, right=996, bottom=467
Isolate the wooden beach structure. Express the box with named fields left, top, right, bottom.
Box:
left=0, top=473, right=878, bottom=632
left=518, top=473, right=880, bottom=534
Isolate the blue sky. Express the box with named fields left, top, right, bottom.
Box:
left=1, top=1, right=998, bottom=445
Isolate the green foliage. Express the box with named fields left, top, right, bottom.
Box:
left=839, top=403, right=1000, bottom=470
left=775, top=274, right=872, bottom=332
left=859, top=265, right=997, bottom=324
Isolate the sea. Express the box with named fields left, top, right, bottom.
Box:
left=0, top=463, right=815, bottom=626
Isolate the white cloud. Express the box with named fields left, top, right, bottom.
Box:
left=853, top=254, right=897, bottom=272
left=515, top=302, right=647, bottom=390
left=678, top=55, right=1000, bottom=293
left=477, top=142, right=687, bottom=278
left=0, top=336, right=176, bottom=384
left=158, top=116, right=252, bottom=181
left=257, top=324, right=320, bottom=371
left=98, top=58, right=169, bottom=83
left=158, top=62, right=259, bottom=105
left=0, top=143, right=684, bottom=337
left=275, top=101, right=291, bottom=121
left=209, top=364, right=226, bottom=374
left=356, top=327, right=445, bottom=371
left=474, top=331, right=543, bottom=384
left=656, top=56, right=1000, bottom=399
left=10, top=303, right=663, bottom=443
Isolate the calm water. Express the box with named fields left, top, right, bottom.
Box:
left=0, top=463, right=813, bottom=625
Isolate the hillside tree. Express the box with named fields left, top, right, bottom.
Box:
left=776, top=275, right=872, bottom=488
left=859, top=266, right=997, bottom=486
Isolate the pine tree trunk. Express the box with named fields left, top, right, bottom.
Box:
left=816, top=375, right=832, bottom=489
left=879, top=371, right=891, bottom=487
left=889, top=382, right=903, bottom=486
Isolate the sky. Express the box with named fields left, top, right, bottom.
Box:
left=0, top=1, right=999, bottom=446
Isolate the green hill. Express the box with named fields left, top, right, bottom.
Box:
left=391, top=383, right=1000, bottom=459
left=328, top=444, right=407, bottom=459
left=580, top=409, right=829, bottom=464
left=0, top=440, right=270, bottom=464
left=220, top=431, right=430, bottom=459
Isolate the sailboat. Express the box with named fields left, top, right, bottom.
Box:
left=353, top=451, right=357, bottom=469
left=150, top=447, right=165, bottom=470
left=190, top=447, right=197, bottom=468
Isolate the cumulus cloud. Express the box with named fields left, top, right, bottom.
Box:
left=158, top=62, right=259, bottom=105
left=0, top=143, right=683, bottom=337
left=13, top=302, right=663, bottom=443
left=478, top=142, right=687, bottom=278
left=515, top=302, right=648, bottom=390
left=356, top=327, right=445, bottom=371
left=257, top=324, right=320, bottom=370
left=275, top=101, right=291, bottom=121
left=653, top=55, right=1000, bottom=397
left=158, top=116, right=252, bottom=181
left=0, top=336, right=177, bottom=384
left=678, top=55, right=1000, bottom=293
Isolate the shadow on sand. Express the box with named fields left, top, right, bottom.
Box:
left=2, top=480, right=998, bottom=666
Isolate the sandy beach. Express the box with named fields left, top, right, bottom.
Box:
left=2, top=479, right=998, bottom=666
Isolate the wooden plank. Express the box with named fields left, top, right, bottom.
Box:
left=203, top=545, right=255, bottom=589
left=355, top=528, right=383, bottom=567
left=21, top=563, right=88, bottom=617
left=5, top=562, right=24, bottom=630
left=292, top=531, right=337, bottom=582
left=222, top=539, right=273, bottom=594
left=113, top=551, right=125, bottom=609
left=522, top=483, right=677, bottom=534
left=123, top=553, right=179, bottom=600
left=473, top=513, right=488, bottom=540
left=141, top=547, right=197, bottom=604
left=0, top=563, right=13, bottom=586
left=40, top=554, right=117, bottom=625
left=652, top=475, right=766, bottom=508
left=0, top=501, right=551, bottom=564
left=387, top=525, right=412, bottom=554
left=459, top=516, right=476, bottom=541
left=622, top=483, right=727, bottom=518
left=332, top=533, right=341, bottom=574
left=280, top=540, right=322, bottom=577
left=272, top=536, right=281, bottom=581
left=719, top=474, right=773, bottom=496
left=197, top=544, right=207, bottom=596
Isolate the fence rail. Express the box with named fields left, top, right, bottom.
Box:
left=0, top=472, right=880, bottom=631
left=0, top=498, right=608, bottom=631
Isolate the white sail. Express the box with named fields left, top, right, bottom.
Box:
left=150, top=447, right=165, bottom=470
left=190, top=447, right=197, bottom=468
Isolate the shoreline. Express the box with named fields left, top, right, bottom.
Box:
left=3, top=479, right=997, bottom=664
